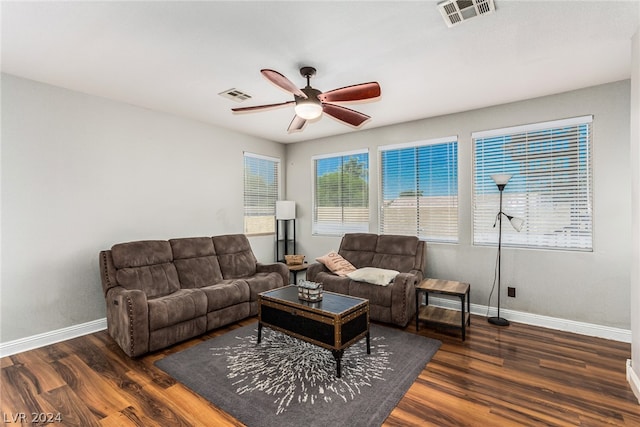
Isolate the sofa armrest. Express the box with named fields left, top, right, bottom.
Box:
left=407, top=269, right=424, bottom=283
left=389, top=272, right=420, bottom=327
left=306, top=262, right=330, bottom=282
left=393, top=272, right=420, bottom=287
left=256, top=262, right=289, bottom=287
left=105, top=287, right=149, bottom=357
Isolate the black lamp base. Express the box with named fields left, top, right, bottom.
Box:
left=488, top=316, right=510, bottom=326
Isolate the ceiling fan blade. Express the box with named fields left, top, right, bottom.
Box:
left=319, top=82, right=381, bottom=103
left=232, top=100, right=294, bottom=113
left=261, top=69, right=307, bottom=98
left=322, top=103, right=371, bottom=127
left=287, top=115, right=307, bottom=133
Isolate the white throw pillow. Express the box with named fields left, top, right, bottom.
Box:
left=347, top=267, right=400, bottom=286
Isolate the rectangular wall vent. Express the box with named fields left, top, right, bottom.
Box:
left=219, top=88, right=252, bottom=103
left=437, top=0, right=495, bottom=28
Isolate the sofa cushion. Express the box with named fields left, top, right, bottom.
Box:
left=371, top=234, right=421, bottom=271
left=213, top=234, right=257, bottom=279
left=111, top=240, right=180, bottom=298
left=339, top=233, right=378, bottom=268
left=170, top=237, right=224, bottom=288
left=173, top=257, right=223, bottom=288
left=170, top=237, right=216, bottom=259
left=316, top=251, right=356, bottom=276
left=349, top=280, right=394, bottom=307
left=312, top=271, right=351, bottom=295
left=244, top=272, right=286, bottom=302
left=347, top=267, right=399, bottom=286
left=200, top=281, right=250, bottom=311
left=116, top=263, right=181, bottom=298
left=147, top=288, right=208, bottom=331
left=111, top=240, right=173, bottom=269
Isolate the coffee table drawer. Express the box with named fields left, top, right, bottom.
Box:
left=261, top=303, right=334, bottom=347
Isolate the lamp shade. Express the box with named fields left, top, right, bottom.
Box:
left=276, top=200, right=296, bottom=220
left=491, top=174, right=512, bottom=186
left=508, top=216, right=524, bottom=232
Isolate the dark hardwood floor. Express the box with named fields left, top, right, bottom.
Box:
left=2, top=315, right=639, bottom=426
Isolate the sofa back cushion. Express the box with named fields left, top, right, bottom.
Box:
left=212, top=234, right=257, bottom=279
left=111, top=240, right=180, bottom=298
left=372, top=234, right=424, bottom=272
left=170, top=237, right=223, bottom=288
left=339, top=233, right=378, bottom=268
left=111, top=240, right=172, bottom=268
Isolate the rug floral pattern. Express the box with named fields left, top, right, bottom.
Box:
left=210, top=327, right=393, bottom=415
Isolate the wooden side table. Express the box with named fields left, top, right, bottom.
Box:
left=416, top=278, right=471, bottom=341
left=287, top=262, right=308, bottom=284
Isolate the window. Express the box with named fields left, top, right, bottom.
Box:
left=473, top=115, right=593, bottom=250
left=243, top=152, right=280, bottom=235
left=312, top=150, right=369, bottom=235
left=379, top=137, right=458, bottom=243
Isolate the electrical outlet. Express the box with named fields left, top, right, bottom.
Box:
left=507, top=287, right=516, bottom=298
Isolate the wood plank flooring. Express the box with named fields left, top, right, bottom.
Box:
left=2, top=315, right=639, bottom=426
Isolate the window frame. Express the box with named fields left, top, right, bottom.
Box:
left=311, top=149, right=370, bottom=236
left=472, top=115, right=593, bottom=251
left=243, top=152, right=282, bottom=236
left=378, top=136, right=459, bottom=243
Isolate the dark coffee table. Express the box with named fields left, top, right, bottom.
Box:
left=258, top=285, right=370, bottom=378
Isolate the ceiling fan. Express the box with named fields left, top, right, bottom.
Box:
left=232, top=67, right=381, bottom=133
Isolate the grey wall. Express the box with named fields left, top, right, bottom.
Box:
left=286, top=80, right=632, bottom=329
left=0, top=73, right=633, bottom=345
left=0, top=74, right=285, bottom=343
left=631, top=28, right=640, bottom=390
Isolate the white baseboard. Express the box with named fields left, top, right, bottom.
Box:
left=0, top=299, right=633, bottom=358
left=627, top=359, right=640, bottom=403
left=0, top=318, right=107, bottom=358
left=429, top=296, right=632, bottom=343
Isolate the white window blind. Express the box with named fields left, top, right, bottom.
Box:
left=379, top=137, right=458, bottom=243
left=312, top=150, right=369, bottom=236
left=473, top=115, right=593, bottom=250
left=244, top=152, right=280, bottom=235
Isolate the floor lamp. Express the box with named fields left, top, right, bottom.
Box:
left=488, top=174, right=524, bottom=327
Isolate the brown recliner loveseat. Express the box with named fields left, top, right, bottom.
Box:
left=99, top=234, right=287, bottom=357
left=306, top=233, right=426, bottom=327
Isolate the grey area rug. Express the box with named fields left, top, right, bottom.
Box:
left=155, top=323, right=441, bottom=427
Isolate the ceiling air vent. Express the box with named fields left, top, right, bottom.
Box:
left=438, top=0, right=495, bottom=28
left=219, top=88, right=252, bottom=103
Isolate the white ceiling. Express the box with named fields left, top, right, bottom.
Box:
left=2, top=1, right=639, bottom=144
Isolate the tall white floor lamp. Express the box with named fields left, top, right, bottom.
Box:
left=489, top=174, right=524, bottom=327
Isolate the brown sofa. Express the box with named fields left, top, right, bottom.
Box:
left=99, top=234, right=288, bottom=357
left=306, top=233, right=426, bottom=327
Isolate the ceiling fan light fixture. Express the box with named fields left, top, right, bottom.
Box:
left=232, top=66, right=380, bottom=132
left=294, top=99, right=323, bottom=120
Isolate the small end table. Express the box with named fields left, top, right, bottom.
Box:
left=287, top=262, right=308, bottom=284
left=416, top=278, right=471, bottom=341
